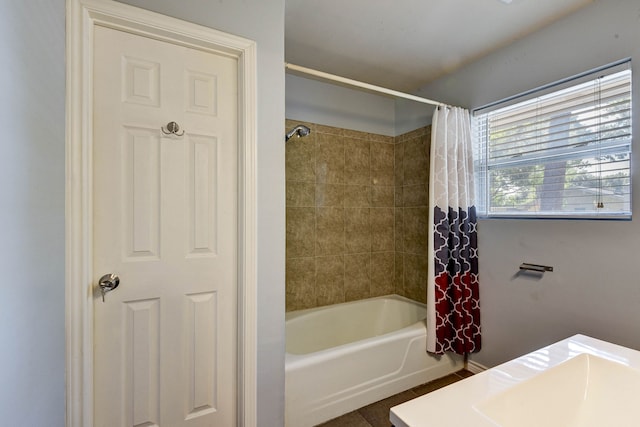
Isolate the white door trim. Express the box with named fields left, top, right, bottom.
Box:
left=65, top=1, right=258, bottom=426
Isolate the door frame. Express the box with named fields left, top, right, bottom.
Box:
left=65, top=1, right=258, bottom=426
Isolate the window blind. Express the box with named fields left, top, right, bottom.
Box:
left=473, top=61, right=632, bottom=219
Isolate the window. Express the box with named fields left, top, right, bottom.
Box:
left=473, top=60, right=632, bottom=219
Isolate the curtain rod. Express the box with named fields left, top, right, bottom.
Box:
left=285, top=63, right=447, bottom=108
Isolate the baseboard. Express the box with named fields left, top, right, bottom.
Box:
left=465, top=359, right=488, bottom=374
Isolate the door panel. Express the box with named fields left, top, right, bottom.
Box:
left=93, top=25, right=237, bottom=427
left=187, top=135, right=218, bottom=256
left=123, top=126, right=161, bottom=260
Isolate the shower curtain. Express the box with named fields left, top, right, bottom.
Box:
left=427, top=106, right=481, bottom=355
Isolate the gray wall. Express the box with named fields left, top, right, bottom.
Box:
left=286, top=74, right=396, bottom=136
left=418, top=0, right=640, bottom=367
left=3, top=0, right=284, bottom=425
left=394, top=98, right=435, bottom=136
left=117, top=1, right=287, bottom=424
left=0, top=1, right=66, bottom=425
left=286, top=73, right=439, bottom=136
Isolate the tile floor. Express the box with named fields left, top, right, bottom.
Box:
left=317, top=370, right=473, bottom=427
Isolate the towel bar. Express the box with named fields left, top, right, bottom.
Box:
left=519, top=263, right=553, bottom=272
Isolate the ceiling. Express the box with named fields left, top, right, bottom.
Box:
left=285, top=0, right=595, bottom=92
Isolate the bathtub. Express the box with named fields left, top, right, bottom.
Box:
left=285, top=295, right=463, bottom=426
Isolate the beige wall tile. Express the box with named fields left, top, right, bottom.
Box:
left=371, top=207, right=394, bottom=252
left=422, top=133, right=431, bottom=179
left=394, top=208, right=404, bottom=252
left=403, top=207, right=428, bottom=255
left=286, top=257, right=316, bottom=311
left=403, top=184, right=428, bottom=207
left=345, top=253, right=371, bottom=301
left=285, top=135, right=315, bottom=182
left=395, top=185, right=403, bottom=208
left=394, top=141, right=404, bottom=186
left=316, top=184, right=344, bottom=207
left=371, top=252, right=394, bottom=296
left=406, top=285, right=427, bottom=303
left=286, top=207, right=315, bottom=258
left=316, top=132, right=345, bottom=184
left=402, top=126, right=428, bottom=141
left=403, top=136, right=428, bottom=186
left=345, top=138, right=370, bottom=185
left=371, top=142, right=394, bottom=186
left=404, top=253, right=427, bottom=304
left=394, top=252, right=405, bottom=296
left=369, top=133, right=394, bottom=144
left=286, top=181, right=315, bottom=207
left=344, top=185, right=371, bottom=207
left=372, top=185, right=394, bottom=207
left=316, top=207, right=345, bottom=255
left=285, top=120, right=433, bottom=311
left=343, top=128, right=370, bottom=140
left=345, top=208, right=371, bottom=254
left=316, top=255, right=345, bottom=306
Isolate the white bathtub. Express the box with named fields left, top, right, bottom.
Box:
left=285, top=295, right=463, bottom=427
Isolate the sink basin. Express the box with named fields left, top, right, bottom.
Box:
left=475, top=353, right=640, bottom=427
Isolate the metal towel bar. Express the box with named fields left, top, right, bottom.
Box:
left=519, top=263, right=553, bottom=273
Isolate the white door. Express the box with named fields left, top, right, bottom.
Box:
left=92, top=26, right=238, bottom=427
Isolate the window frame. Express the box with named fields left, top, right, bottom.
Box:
left=472, top=59, right=633, bottom=220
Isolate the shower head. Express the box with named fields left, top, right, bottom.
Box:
left=285, top=124, right=311, bottom=142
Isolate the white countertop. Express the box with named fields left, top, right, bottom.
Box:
left=390, top=334, right=640, bottom=427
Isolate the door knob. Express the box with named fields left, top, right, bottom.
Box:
left=98, top=273, right=120, bottom=302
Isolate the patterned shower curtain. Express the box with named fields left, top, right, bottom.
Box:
left=427, top=106, right=481, bottom=355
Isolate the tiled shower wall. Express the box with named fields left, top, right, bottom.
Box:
left=394, top=126, right=430, bottom=304
left=285, top=119, right=430, bottom=311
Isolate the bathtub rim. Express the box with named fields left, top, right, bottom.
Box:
left=285, top=294, right=428, bottom=368
left=285, top=294, right=425, bottom=322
